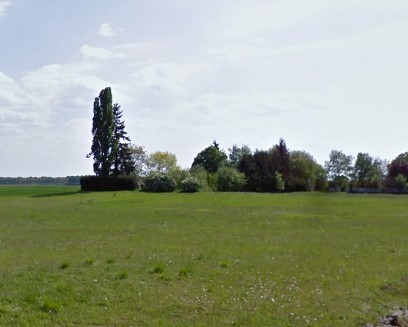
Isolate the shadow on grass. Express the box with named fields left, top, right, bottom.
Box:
left=31, top=190, right=84, bottom=198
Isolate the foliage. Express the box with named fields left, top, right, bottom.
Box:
left=87, top=87, right=115, bottom=177
left=388, top=152, right=408, bottom=179
left=352, top=152, right=374, bottom=188
left=147, top=151, right=179, bottom=174
left=111, top=103, right=135, bottom=176
left=239, top=150, right=277, bottom=192
left=270, top=138, right=290, bottom=186
left=324, top=150, right=353, bottom=190
left=287, top=151, right=326, bottom=191
left=129, top=144, right=149, bottom=180
left=228, top=145, right=252, bottom=167
left=0, top=176, right=80, bottom=185
left=394, top=173, right=407, bottom=191
left=190, top=165, right=213, bottom=191
left=192, top=140, right=228, bottom=174
left=350, top=153, right=387, bottom=189
left=274, top=171, right=285, bottom=192
left=180, top=177, right=201, bottom=193
left=169, top=168, right=190, bottom=190
left=314, top=165, right=328, bottom=191
left=214, top=166, right=246, bottom=192
left=237, top=139, right=294, bottom=193
left=80, top=176, right=137, bottom=191
left=87, top=88, right=134, bottom=178
left=141, top=172, right=176, bottom=193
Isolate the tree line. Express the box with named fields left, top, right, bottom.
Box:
left=0, top=176, right=81, bottom=185
left=83, top=87, right=408, bottom=193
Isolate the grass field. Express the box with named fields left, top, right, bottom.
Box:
left=0, top=186, right=408, bottom=326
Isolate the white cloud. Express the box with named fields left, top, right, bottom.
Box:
left=98, top=23, right=124, bottom=37
left=99, top=23, right=115, bottom=37
left=0, top=59, right=111, bottom=176
left=0, top=0, right=10, bottom=16
left=132, top=62, right=210, bottom=95
left=79, top=44, right=126, bottom=59
left=0, top=72, right=26, bottom=106
left=0, top=60, right=109, bottom=130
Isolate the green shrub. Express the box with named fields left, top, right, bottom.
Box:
left=80, top=176, right=137, bottom=191
left=142, top=173, right=176, bottom=193
left=395, top=174, right=407, bottom=191
left=180, top=177, right=201, bottom=193
left=169, top=168, right=190, bottom=189
left=215, top=166, right=246, bottom=192
left=190, top=165, right=214, bottom=191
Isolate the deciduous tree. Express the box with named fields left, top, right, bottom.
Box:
left=352, top=153, right=374, bottom=188
left=192, top=141, right=228, bottom=174
left=388, top=152, right=408, bottom=179
left=324, top=150, right=353, bottom=190
left=288, top=150, right=325, bottom=191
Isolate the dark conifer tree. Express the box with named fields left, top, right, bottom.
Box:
left=271, top=138, right=290, bottom=186
left=111, top=103, right=135, bottom=176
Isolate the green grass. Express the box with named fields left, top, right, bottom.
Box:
left=0, top=186, right=408, bottom=326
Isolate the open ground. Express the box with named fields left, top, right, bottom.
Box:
left=0, top=186, right=407, bottom=326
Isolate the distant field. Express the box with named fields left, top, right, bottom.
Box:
left=0, top=186, right=407, bottom=326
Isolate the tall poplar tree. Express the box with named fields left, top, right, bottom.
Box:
left=87, top=87, right=115, bottom=177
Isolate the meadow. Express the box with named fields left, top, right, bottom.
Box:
left=0, top=186, right=408, bottom=326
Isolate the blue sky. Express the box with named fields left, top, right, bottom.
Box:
left=1, top=0, right=408, bottom=176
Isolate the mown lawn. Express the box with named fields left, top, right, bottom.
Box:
left=0, top=186, right=407, bottom=326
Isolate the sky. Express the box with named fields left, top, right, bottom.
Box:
left=1, top=0, right=408, bottom=177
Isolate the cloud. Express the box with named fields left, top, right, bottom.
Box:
left=0, top=59, right=109, bottom=130
left=79, top=45, right=126, bottom=59
left=0, top=72, right=26, bottom=106
left=99, top=23, right=115, bottom=37
left=0, top=59, right=110, bottom=176
left=0, top=0, right=10, bottom=16
left=132, top=62, right=210, bottom=95
left=98, top=23, right=124, bottom=37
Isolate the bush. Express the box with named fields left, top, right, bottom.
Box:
left=190, top=165, right=214, bottom=191
left=142, top=173, right=176, bottom=193
left=80, top=176, right=137, bottom=191
left=180, top=177, right=201, bottom=193
left=169, top=168, right=190, bottom=189
left=395, top=174, right=407, bottom=192
left=215, top=166, right=246, bottom=192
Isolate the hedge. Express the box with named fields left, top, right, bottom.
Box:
left=80, top=176, right=138, bottom=191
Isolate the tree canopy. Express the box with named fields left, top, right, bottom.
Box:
left=191, top=141, right=228, bottom=174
